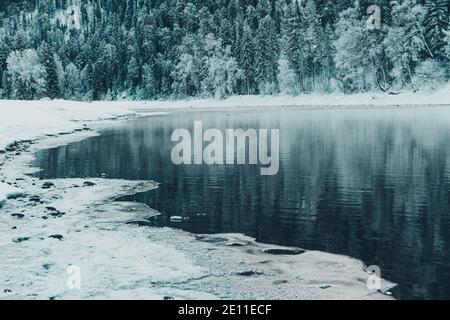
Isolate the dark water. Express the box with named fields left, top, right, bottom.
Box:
left=33, top=107, right=450, bottom=300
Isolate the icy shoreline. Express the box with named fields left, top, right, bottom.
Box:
left=108, top=87, right=450, bottom=112
left=1, top=94, right=431, bottom=299
left=2, top=88, right=449, bottom=150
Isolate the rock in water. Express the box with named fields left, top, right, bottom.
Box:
left=237, top=270, right=263, bottom=276
left=262, top=248, right=305, bottom=255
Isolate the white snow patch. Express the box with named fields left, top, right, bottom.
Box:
left=0, top=183, right=24, bottom=208
left=0, top=99, right=134, bottom=151
left=124, top=90, right=450, bottom=112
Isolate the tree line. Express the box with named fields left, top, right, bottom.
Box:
left=0, top=0, right=448, bottom=101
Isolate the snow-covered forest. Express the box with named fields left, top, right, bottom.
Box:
left=0, top=0, right=448, bottom=101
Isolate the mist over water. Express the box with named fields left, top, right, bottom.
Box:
left=34, top=107, right=450, bottom=299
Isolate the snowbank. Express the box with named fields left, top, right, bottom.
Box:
left=0, top=183, right=24, bottom=208
left=0, top=177, right=210, bottom=299
left=0, top=100, right=134, bottom=152
left=123, top=87, right=449, bottom=111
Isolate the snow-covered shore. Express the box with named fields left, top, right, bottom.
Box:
left=0, top=100, right=135, bottom=152
left=2, top=88, right=449, bottom=153
left=123, top=86, right=450, bottom=111
left=3, top=91, right=447, bottom=299
left=0, top=135, right=395, bottom=299
left=1, top=87, right=448, bottom=150
left=0, top=138, right=395, bottom=299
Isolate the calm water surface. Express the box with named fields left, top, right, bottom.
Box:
left=33, top=107, right=450, bottom=299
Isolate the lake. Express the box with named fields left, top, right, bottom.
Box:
left=33, top=106, right=450, bottom=300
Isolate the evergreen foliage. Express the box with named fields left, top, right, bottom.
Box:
left=0, top=0, right=447, bottom=100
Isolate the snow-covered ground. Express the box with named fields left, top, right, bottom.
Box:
left=3, top=90, right=448, bottom=299
left=125, top=86, right=450, bottom=111
left=0, top=100, right=135, bottom=152
left=0, top=183, right=24, bottom=209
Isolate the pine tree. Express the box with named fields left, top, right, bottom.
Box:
left=140, top=63, right=157, bottom=99
left=424, top=0, right=449, bottom=59
left=127, top=56, right=141, bottom=88
left=125, top=0, right=135, bottom=30
left=0, top=0, right=447, bottom=100
left=384, top=0, right=428, bottom=87
left=236, top=21, right=255, bottom=95
left=277, top=55, right=298, bottom=95
left=254, top=15, right=279, bottom=94
left=38, top=42, right=61, bottom=99
left=334, top=2, right=380, bottom=92
left=81, top=62, right=94, bottom=101
left=0, top=42, right=10, bottom=92
left=282, top=0, right=306, bottom=91
left=445, top=29, right=450, bottom=60
left=303, top=0, right=323, bottom=91
left=318, top=24, right=336, bottom=92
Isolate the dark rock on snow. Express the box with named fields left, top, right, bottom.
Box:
left=41, top=182, right=55, bottom=189
left=48, top=234, right=64, bottom=241
left=29, top=196, right=41, bottom=202
left=262, top=248, right=305, bottom=255
left=13, top=237, right=30, bottom=243
left=237, top=270, right=263, bottom=276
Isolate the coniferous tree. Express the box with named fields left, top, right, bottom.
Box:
left=424, top=0, right=449, bottom=59
left=278, top=55, right=298, bottom=95
left=282, top=1, right=306, bottom=91
left=140, top=63, right=157, bottom=99
left=254, top=15, right=279, bottom=94
left=0, top=0, right=447, bottom=100
left=384, top=0, right=428, bottom=88
left=38, top=42, right=61, bottom=99
left=0, top=41, right=11, bottom=94
left=334, top=2, right=379, bottom=92
left=127, top=56, right=141, bottom=89
left=236, top=20, right=255, bottom=95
